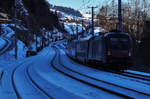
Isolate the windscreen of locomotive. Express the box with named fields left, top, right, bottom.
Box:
left=109, top=37, right=129, bottom=50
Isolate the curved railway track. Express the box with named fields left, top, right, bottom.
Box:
left=26, top=65, right=54, bottom=99
left=0, top=32, right=12, bottom=56
left=120, top=71, right=150, bottom=81
left=0, top=38, right=9, bottom=55
left=59, top=45, right=150, bottom=84
left=11, top=60, right=53, bottom=99
left=11, top=66, right=22, bottom=99
left=51, top=47, right=132, bottom=99
left=52, top=46, right=150, bottom=99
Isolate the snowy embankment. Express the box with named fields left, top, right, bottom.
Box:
left=0, top=40, right=27, bottom=69
left=0, top=38, right=7, bottom=75
left=125, top=70, right=150, bottom=77
left=28, top=46, right=121, bottom=99
left=0, top=24, right=28, bottom=58
left=0, top=24, right=27, bottom=80
left=55, top=46, right=150, bottom=98
left=0, top=38, right=6, bottom=50
left=64, top=23, right=83, bottom=35
left=1, top=24, right=15, bottom=38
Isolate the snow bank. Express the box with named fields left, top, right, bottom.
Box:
left=64, top=23, right=83, bottom=35
left=0, top=38, right=6, bottom=49
left=9, top=40, right=27, bottom=60
left=1, top=24, right=15, bottom=38
left=125, top=70, right=150, bottom=77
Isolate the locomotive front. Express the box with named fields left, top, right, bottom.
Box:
left=104, top=32, right=133, bottom=68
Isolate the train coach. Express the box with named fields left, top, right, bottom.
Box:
left=66, top=32, right=133, bottom=70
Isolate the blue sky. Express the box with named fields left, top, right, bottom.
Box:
left=47, top=0, right=113, bottom=12
left=47, top=0, right=130, bottom=12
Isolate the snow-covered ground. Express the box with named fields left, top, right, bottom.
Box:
left=53, top=46, right=150, bottom=98
left=64, top=23, right=84, bottom=35
left=1, top=24, right=15, bottom=38
left=125, top=70, right=150, bottom=77
left=25, top=46, right=123, bottom=99
left=0, top=45, right=121, bottom=99
left=0, top=36, right=150, bottom=99
left=0, top=38, right=6, bottom=49
left=0, top=7, right=150, bottom=99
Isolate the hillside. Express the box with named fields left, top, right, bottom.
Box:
left=50, top=4, right=83, bottom=18
left=0, top=0, right=65, bottom=49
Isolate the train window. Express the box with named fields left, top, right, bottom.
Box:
left=109, top=38, right=129, bottom=50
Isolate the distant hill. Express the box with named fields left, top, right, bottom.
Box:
left=50, top=5, right=83, bottom=17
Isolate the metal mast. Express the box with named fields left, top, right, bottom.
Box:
left=112, top=0, right=115, bottom=19
left=88, top=6, right=98, bottom=35
left=118, top=0, right=122, bottom=32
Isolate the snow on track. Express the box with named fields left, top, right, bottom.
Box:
left=125, top=70, right=150, bottom=77
left=31, top=46, right=123, bottom=99
left=55, top=46, right=150, bottom=99
left=0, top=38, right=6, bottom=50
left=13, top=60, right=50, bottom=99
left=0, top=34, right=12, bottom=55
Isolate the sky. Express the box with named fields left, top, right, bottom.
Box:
left=47, top=0, right=113, bottom=12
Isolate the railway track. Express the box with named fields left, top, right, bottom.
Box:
left=110, top=71, right=150, bottom=85
left=11, top=65, right=22, bottom=99
left=11, top=60, right=53, bottom=99
left=52, top=46, right=150, bottom=99
left=26, top=65, right=54, bottom=99
left=58, top=45, right=150, bottom=85
left=0, top=33, right=12, bottom=55
left=121, top=70, right=150, bottom=81
left=0, top=38, right=9, bottom=55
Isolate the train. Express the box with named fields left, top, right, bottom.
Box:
left=66, top=32, right=133, bottom=70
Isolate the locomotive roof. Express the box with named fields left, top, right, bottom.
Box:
left=78, top=35, right=93, bottom=41
left=104, top=32, right=130, bottom=37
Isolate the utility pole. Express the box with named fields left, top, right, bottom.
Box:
left=112, top=0, right=115, bottom=19
left=118, top=0, right=122, bottom=32
left=143, top=0, right=148, bottom=20
left=82, top=19, right=84, bottom=36
left=88, top=6, right=98, bottom=36
left=112, top=0, right=115, bottom=30
left=128, top=0, right=130, bottom=17
left=76, top=22, right=78, bottom=40
left=14, top=0, right=18, bottom=59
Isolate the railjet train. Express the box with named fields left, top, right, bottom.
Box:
left=66, top=32, right=133, bottom=70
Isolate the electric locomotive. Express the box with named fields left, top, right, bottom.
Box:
left=66, top=32, right=133, bottom=70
